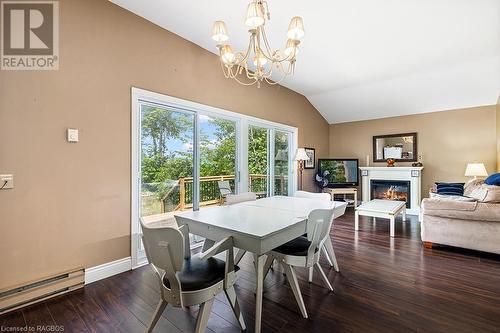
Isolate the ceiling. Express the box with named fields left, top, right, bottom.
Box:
left=110, top=0, right=500, bottom=124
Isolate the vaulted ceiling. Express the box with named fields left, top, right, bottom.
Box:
left=111, top=0, right=500, bottom=124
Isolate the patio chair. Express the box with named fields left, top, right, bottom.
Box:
left=217, top=180, right=233, bottom=205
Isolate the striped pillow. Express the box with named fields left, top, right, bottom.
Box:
left=435, top=182, right=465, bottom=196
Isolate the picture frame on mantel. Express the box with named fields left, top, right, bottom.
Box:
left=304, top=147, right=315, bottom=169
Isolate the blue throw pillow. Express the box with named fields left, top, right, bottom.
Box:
left=435, top=182, right=465, bottom=196
left=485, top=173, right=500, bottom=186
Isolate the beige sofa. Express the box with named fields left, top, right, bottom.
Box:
left=421, top=180, right=500, bottom=254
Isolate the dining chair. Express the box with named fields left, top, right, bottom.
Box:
left=294, top=190, right=340, bottom=280
left=225, top=192, right=257, bottom=264
left=217, top=180, right=233, bottom=204
left=263, top=208, right=335, bottom=318
left=140, top=218, right=246, bottom=333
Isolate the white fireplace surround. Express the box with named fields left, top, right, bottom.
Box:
left=359, top=167, right=424, bottom=215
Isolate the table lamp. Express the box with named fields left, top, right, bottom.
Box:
left=464, top=163, right=488, bottom=180
left=294, top=148, right=310, bottom=190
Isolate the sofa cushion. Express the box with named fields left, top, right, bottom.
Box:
left=485, top=173, right=500, bottom=186
left=468, top=184, right=500, bottom=203
left=429, top=192, right=476, bottom=202
left=435, top=182, right=465, bottom=196
left=422, top=198, right=500, bottom=222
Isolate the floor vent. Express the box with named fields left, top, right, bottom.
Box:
left=0, top=268, right=84, bottom=314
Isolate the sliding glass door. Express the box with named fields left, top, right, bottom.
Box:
left=140, top=103, right=195, bottom=217
left=132, top=88, right=297, bottom=267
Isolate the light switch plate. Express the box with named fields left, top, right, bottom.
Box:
left=67, top=128, right=79, bottom=142
left=0, top=174, right=14, bottom=189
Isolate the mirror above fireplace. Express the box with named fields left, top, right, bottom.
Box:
left=373, top=132, right=417, bottom=162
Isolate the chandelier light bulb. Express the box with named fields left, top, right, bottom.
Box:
left=220, top=45, right=235, bottom=64
left=284, top=39, right=300, bottom=57
left=212, top=21, right=229, bottom=42
left=287, top=16, right=305, bottom=40
left=245, top=2, right=265, bottom=28
left=253, top=51, right=268, bottom=66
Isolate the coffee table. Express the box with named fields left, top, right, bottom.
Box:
left=355, top=199, right=406, bottom=237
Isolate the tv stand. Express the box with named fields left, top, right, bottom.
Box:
left=323, top=187, right=358, bottom=208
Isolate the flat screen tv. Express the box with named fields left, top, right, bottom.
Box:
left=318, top=159, right=359, bottom=187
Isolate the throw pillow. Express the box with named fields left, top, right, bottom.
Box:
left=435, top=182, right=465, bottom=196
left=484, top=173, right=500, bottom=186
left=468, top=184, right=500, bottom=203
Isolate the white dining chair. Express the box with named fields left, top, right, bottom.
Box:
left=263, top=208, right=335, bottom=318
left=140, top=218, right=246, bottom=333
left=294, top=190, right=340, bottom=281
left=225, top=192, right=257, bottom=264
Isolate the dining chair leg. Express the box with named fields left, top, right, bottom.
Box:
left=235, top=249, right=246, bottom=265
left=263, top=255, right=274, bottom=279
left=322, top=245, right=333, bottom=266
left=224, top=286, right=246, bottom=331
left=315, top=263, right=333, bottom=291
left=282, top=263, right=308, bottom=318
left=324, top=238, right=340, bottom=272
left=195, top=298, right=214, bottom=333
left=146, top=299, right=168, bottom=333
left=308, top=267, right=313, bottom=283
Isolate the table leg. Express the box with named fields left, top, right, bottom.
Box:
left=402, top=208, right=406, bottom=222
left=354, top=192, right=357, bottom=208
left=355, top=210, right=359, bottom=231
left=390, top=216, right=395, bottom=237
left=253, top=253, right=267, bottom=333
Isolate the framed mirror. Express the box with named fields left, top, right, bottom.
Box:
left=373, top=132, right=417, bottom=162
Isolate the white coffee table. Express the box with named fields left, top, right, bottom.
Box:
left=355, top=199, right=406, bottom=237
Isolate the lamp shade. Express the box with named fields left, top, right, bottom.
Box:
left=212, top=21, right=229, bottom=42
left=294, top=148, right=309, bottom=161
left=464, top=163, right=488, bottom=177
left=287, top=16, right=305, bottom=40
left=245, top=2, right=265, bottom=28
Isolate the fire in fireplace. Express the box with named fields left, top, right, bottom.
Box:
left=370, top=179, right=411, bottom=208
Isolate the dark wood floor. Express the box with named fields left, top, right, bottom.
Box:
left=2, top=210, right=500, bottom=332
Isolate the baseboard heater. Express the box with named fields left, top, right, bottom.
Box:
left=0, top=268, right=84, bottom=314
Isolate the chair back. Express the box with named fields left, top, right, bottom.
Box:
left=226, top=192, right=257, bottom=205
left=305, top=208, right=335, bottom=260
left=218, top=180, right=233, bottom=196
left=295, top=190, right=331, bottom=201
left=140, top=218, right=185, bottom=273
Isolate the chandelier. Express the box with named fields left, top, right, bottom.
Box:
left=211, top=1, right=304, bottom=87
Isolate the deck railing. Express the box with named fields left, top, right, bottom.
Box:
left=141, top=174, right=288, bottom=213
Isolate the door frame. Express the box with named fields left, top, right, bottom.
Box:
left=131, top=87, right=298, bottom=268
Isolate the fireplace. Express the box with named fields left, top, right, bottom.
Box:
left=370, top=179, right=411, bottom=208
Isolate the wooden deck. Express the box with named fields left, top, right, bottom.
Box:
left=2, top=209, right=500, bottom=332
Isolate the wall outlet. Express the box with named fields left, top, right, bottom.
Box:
left=0, top=174, right=14, bottom=189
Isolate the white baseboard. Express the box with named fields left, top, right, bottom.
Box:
left=85, top=257, right=132, bottom=284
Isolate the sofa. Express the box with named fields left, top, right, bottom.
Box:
left=421, top=179, right=500, bottom=254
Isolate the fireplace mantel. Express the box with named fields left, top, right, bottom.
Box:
left=359, top=166, right=424, bottom=215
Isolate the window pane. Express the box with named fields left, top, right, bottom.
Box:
left=140, top=104, right=194, bottom=217
left=274, top=131, right=289, bottom=195
left=248, top=125, right=268, bottom=197
left=199, top=115, right=237, bottom=207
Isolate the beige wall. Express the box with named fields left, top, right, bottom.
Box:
left=497, top=97, right=500, bottom=171
left=0, top=0, right=329, bottom=288
left=329, top=106, right=497, bottom=196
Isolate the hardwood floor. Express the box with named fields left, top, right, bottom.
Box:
left=2, top=210, right=500, bottom=332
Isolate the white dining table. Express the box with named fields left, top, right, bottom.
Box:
left=174, top=196, right=347, bottom=333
